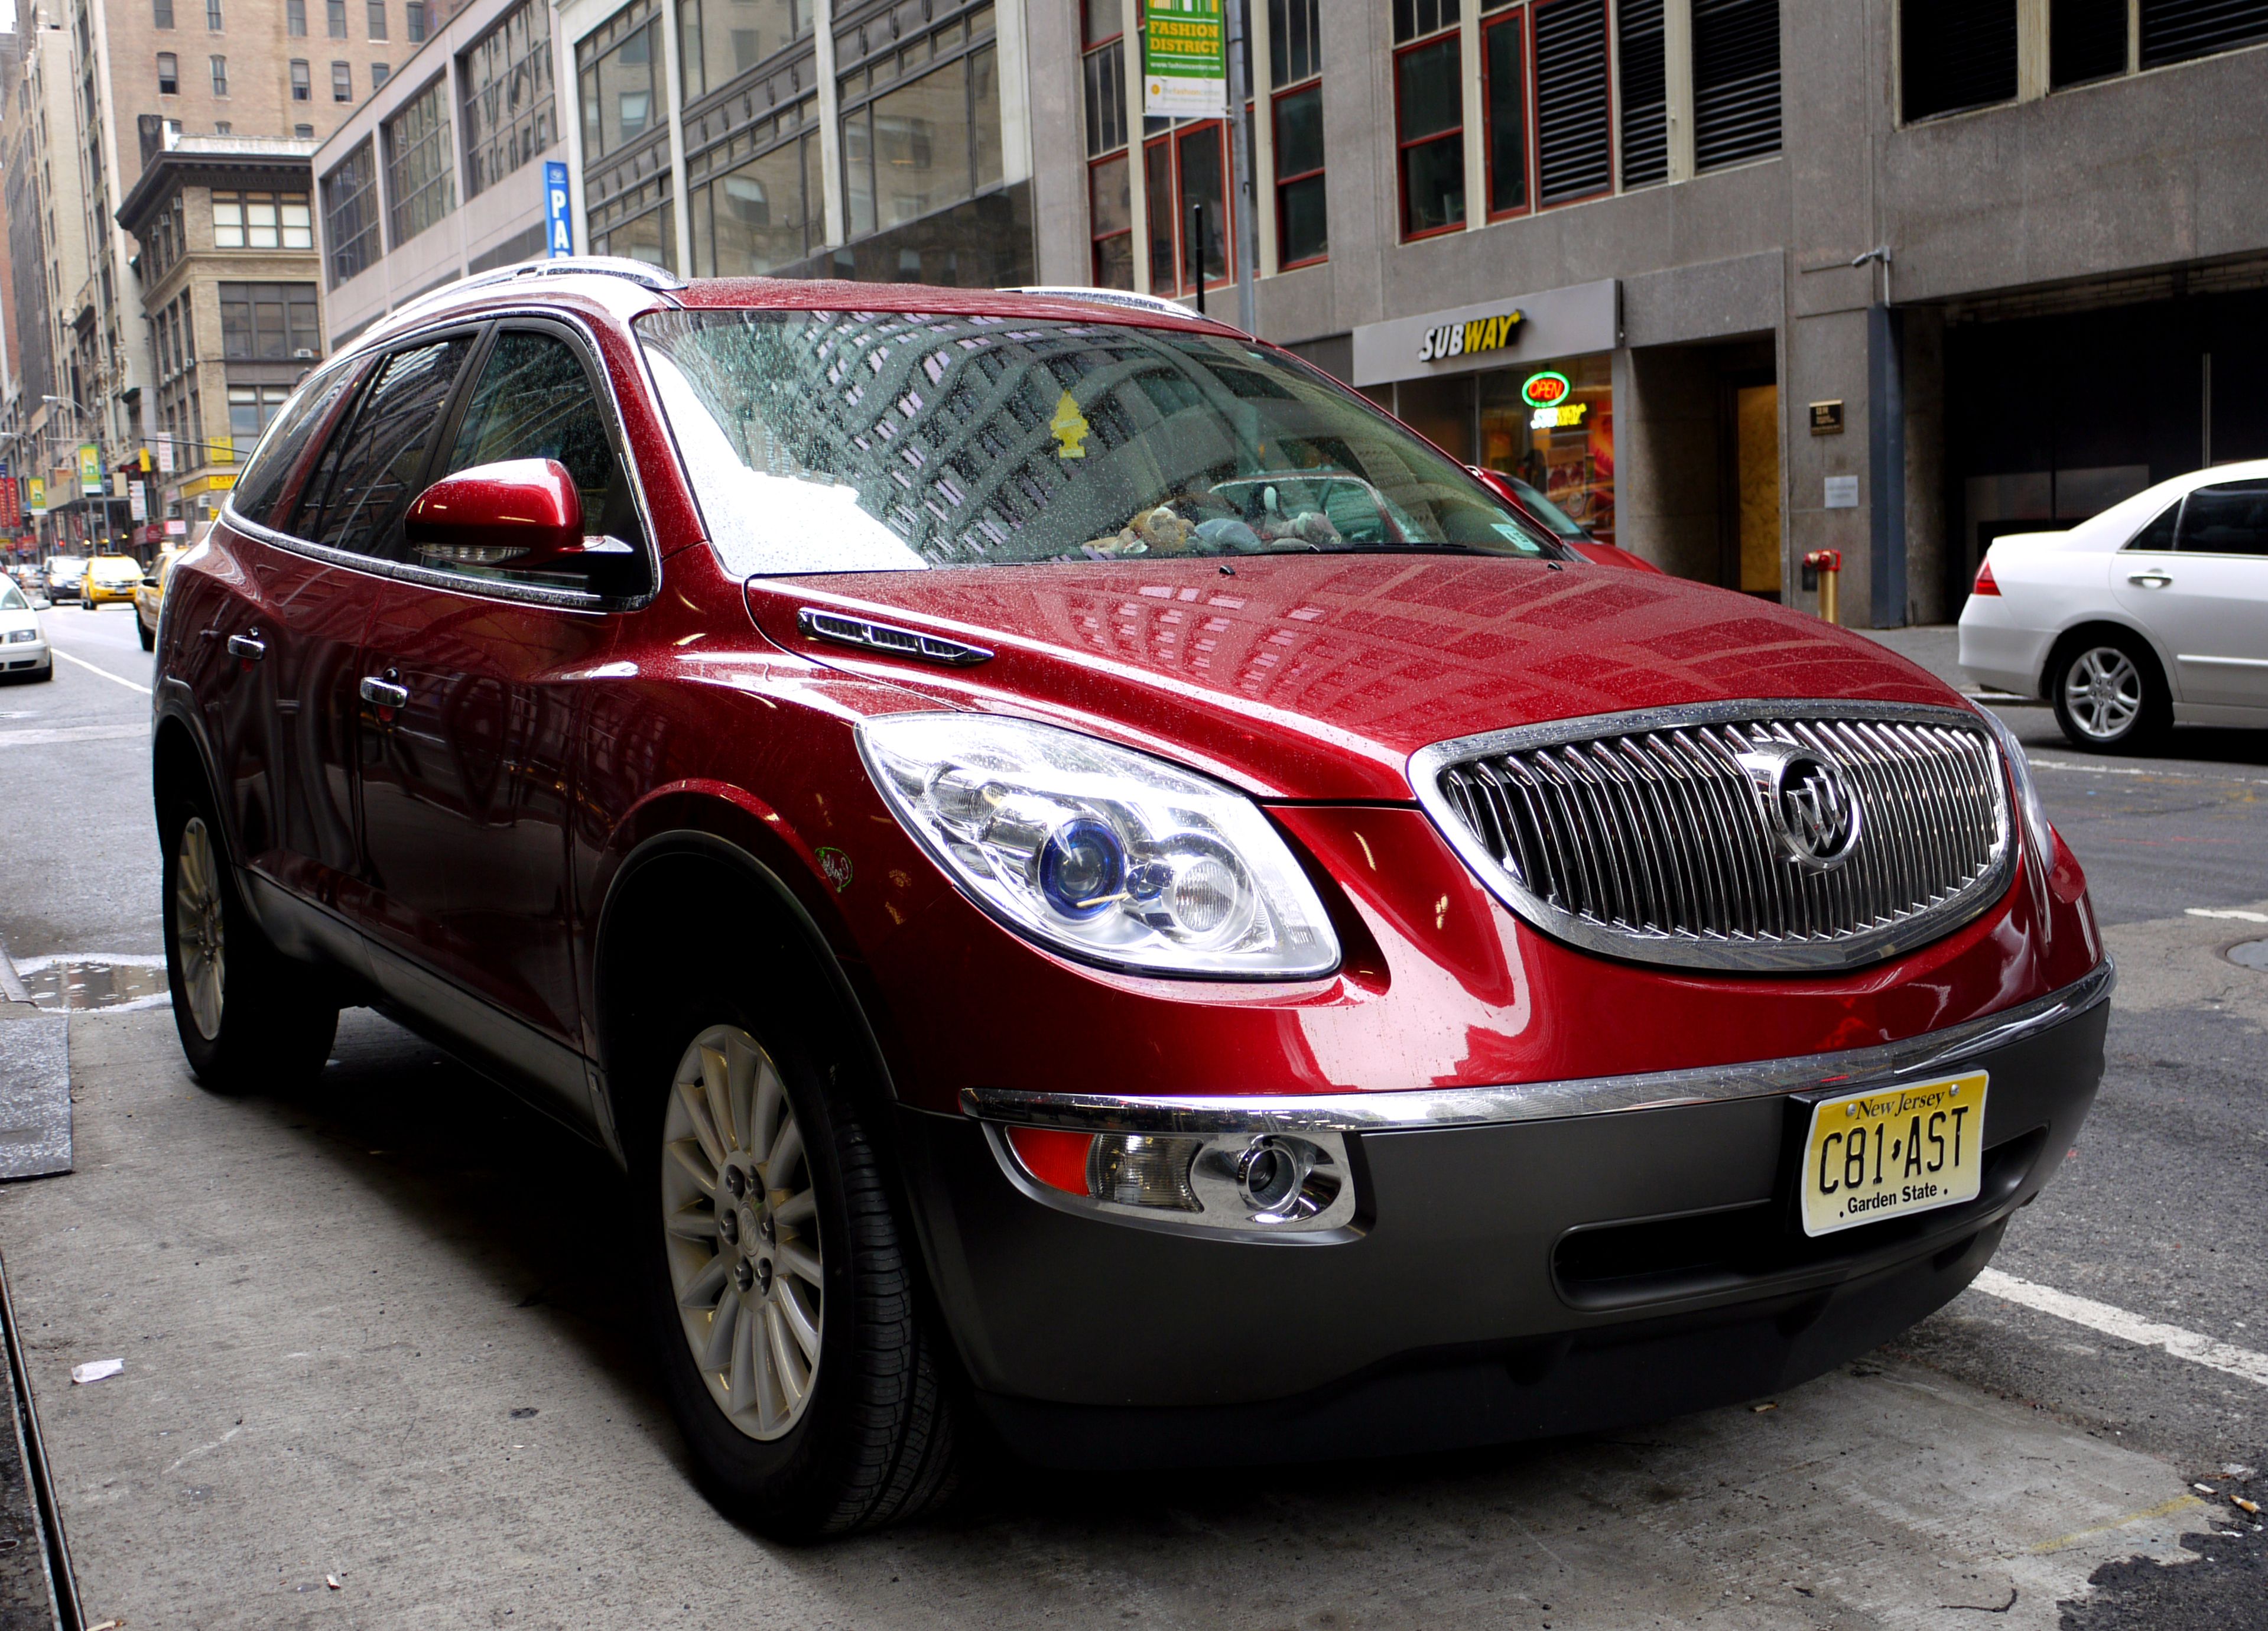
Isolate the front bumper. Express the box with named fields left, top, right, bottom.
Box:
left=898, top=962, right=2111, bottom=1469
left=1, top=641, right=49, bottom=675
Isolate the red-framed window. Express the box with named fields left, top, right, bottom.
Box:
left=1270, top=0, right=1325, bottom=267
left=1393, top=2, right=1466, bottom=240
left=1083, top=0, right=1133, bottom=288
left=1145, top=119, right=1236, bottom=297
left=1481, top=2, right=1530, bottom=219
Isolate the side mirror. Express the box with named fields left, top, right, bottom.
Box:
left=405, top=459, right=587, bottom=571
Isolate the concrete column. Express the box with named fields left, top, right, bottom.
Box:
left=1902, top=307, right=1948, bottom=625
left=1616, top=344, right=1721, bottom=580
left=1458, top=1, right=1484, bottom=231
left=1664, top=0, right=1694, bottom=181
left=1786, top=308, right=1874, bottom=626
left=658, top=0, right=693, bottom=272
left=2016, top=0, right=2049, bottom=100
left=1250, top=0, right=1277, bottom=276
left=1122, top=0, right=1149, bottom=294
left=815, top=0, right=846, bottom=249
left=1867, top=303, right=1906, bottom=628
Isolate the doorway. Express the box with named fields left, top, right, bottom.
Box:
left=1721, top=371, right=1780, bottom=597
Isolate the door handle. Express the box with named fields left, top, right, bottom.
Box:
left=359, top=675, right=410, bottom=709
left=2127, top=571, right=2172, bottom=588
left=226, top=633, right=265, bottom=661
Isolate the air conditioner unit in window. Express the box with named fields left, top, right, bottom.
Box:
left=292, top=347, right=313, bottom=359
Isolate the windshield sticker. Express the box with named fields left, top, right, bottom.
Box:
left=1050, top=393, right=1091, bottom=460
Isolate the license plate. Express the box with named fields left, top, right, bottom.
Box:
left=1799, top=1073, right=1988, bottom=1237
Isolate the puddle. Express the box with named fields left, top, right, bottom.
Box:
left=10, top=954, right=171, bottom=1013
left=2231, top=939, right=2268, bottom=973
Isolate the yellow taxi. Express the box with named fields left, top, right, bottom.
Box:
left=135, top=545, right=187, bottom=651
left=80, top=554, right=144, bottom=608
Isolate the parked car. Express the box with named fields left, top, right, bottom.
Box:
left=1960, top=461, right=2268, bottom=750
left=1470, top=465, right=1662, bottom=574
left=0, top=576, right=52, bottom=682
left=80, top=553, right=143, bottom=607
left=153, top=262, right=2109, bottom=1539
left=43, top=555, right=85, bottom=605
left=135, top=545, right=187, bottom=651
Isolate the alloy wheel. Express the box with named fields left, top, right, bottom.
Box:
left=2063, top=646, right=2143, bottom=742
left=659, top=1025, right=823, bottom=1441
left=174, top=816, right=226, bottom=1041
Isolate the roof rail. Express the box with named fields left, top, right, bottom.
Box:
left=373, top=255, right=687, bottom=332
left=1012, top=285, right=1231, bottom=326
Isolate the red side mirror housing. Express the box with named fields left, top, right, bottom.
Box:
left=405, top=459, right=586, bottom=569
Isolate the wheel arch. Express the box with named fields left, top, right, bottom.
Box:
left=2040, top=618, right=2174, bottom=702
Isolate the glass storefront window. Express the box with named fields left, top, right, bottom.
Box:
left=691, top=131, right=820, bottom=275
left=678, top=0, right=808, bottom=103
left=1479, top=353, right=1614, bottom=544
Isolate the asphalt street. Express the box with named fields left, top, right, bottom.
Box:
left=0, top=606, right=2262, bottom=1629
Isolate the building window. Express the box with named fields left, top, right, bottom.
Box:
left=384, top=74, right=457, bottom=245
left=837, top=1, right=1002, bottom=241
left=154, top=0, right=174, bottom=28
left=210, top=54, right=228, bottom=95
left=1269, top=0, right=1326, bottom=267
left=157, top=53, right=180, bottom=95
left=216, top=120, right=232, bottom=132
left=219, top=284, right=321, bottom=360
left=372, top=61, right=390, bottom=88
left=295, top=123, right=314, bottom=137
left=2051, top=0, right=2128, bottom=85
left=1616, top=0, right=1667, bottom=187
left=1082, top=0, right=1130, bottom=288
left=1533, top=0, right=1611, bottom=204
left=579, top=10, right=660, bottom=161
left=228, top=385, right=292, bottom=442
left=287, top=0, right=305, bottom=36
left=1902, top=1, right=2016, bottom=121
left=212, top=190, right=313, bottom=248
left=1393, top=1, right=1464, bottom=239
left=461, top=0, right=555, bottom=199
left=1482, top=5, right=1532, bottom=215
left=291, top=59, right=311, bottom=99
left=690, top=125, right=818, bottom=275
left=333, top=60, right=353, bottom=100
left=327, top=0, right=347, bottom=38
left=321, top=138, right=380, bottom=284
left=368, top=0, right=388, bottom=39
left=679, top=0, right=808, bottom=103
left=1691, top=0, right=1780, bottom=170
left=407, top=1, right=428, bottom=43
left=2142, top=0, right=2268, bottom=66
left=1144, top=118, right=1233, bottom=296
left=207, top=0, right=223, bottom=30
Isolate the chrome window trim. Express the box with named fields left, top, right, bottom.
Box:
left=222, top=305, right=665, bottom=613
left=961, top=957, right=2112, bottom=1136
left=1408, top=698, right=2016, bottom=973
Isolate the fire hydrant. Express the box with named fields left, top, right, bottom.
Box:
left=1802, top=549, right=1843, bottom=626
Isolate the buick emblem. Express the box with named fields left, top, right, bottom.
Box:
left=1735, top=742, right=1863, bottom=871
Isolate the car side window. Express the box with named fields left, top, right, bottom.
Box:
left=441, top=330, right=646, bottom=552
left=2123, top=499, right=2179, bottom=553
left=2173, top=480, right=2268, bottom=558
left=294, top=334, right=478, bottom=560
left=230, top=357, right=362, bottom=529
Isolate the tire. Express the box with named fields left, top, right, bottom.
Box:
left=159, top=782, right=339, bottom=1094
left=2051, top=632, right=2169, bottom=753
left=633, top=989, right=962, bottom=1539
left=138, top=617, right=155, bottom=651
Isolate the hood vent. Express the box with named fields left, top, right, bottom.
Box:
left=797, top=607, right=994, bottom=668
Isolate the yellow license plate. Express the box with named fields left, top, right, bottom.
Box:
left=1800, top=1073, right=1988, bottom=1237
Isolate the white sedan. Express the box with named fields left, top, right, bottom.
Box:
left=0, top=575, right=54, bottom=683
left=1960, top=460, right=2268, bottom=750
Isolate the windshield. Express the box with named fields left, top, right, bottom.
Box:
left=637, top=310, right=1561, bottom=576
left=0, top=581, right=25, bottom=611
left=47, top=557, right=83, bottom=575
left=93, top=558, right=141, bottom=582
left=1504, top=475, right=1591, bottom=540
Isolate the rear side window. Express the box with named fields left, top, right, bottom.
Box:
left=294, top=334, right=477, bottom=560
left=229, top=358, right=361, bottom=528
left=442, top=330, right=644, bottom=550
left=2174, top=480, right=2268, bottom=558
left=2123, top=499, right=2179, bottom=553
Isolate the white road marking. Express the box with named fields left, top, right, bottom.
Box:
left=1973, top=1268, right=2268, bottom=1388
left=0, top=723, right=147, bottom=748
left=2031, top=755, right=2268, bottom=788
left=2187, top=907, right=2268, bottom=924
left=49, top=646, right=152, bottom=696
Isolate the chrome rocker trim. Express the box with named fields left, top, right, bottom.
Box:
left=1408, top=699, right=2015, bottom=974
left=961, top=959, right=2113, bottom=1135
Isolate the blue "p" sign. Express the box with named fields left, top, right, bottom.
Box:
left=545, top=160, right=573, bottom=258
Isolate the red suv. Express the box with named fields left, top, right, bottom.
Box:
left=153, top=262, right=2110, bottom=1537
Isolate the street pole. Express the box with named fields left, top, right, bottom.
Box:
left=1224, top=0, right=1258, bottom=337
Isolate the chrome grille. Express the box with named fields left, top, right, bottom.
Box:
left=1411, top=704, right=2014, bottom=972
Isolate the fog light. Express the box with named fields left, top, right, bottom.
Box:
left=1087, top=1134, right=1203, bottom=1211
left=1235, top=1136, right=1308, bottom=1214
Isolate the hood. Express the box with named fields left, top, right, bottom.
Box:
left=746, top=555, right=1963, bottom=801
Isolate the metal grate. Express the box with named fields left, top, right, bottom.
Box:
left=1692, top=0, right=1782, bottom=171
left=1415, top=706, right=2014, bottom=973
left=1534, top=0, right=1612, bottom=203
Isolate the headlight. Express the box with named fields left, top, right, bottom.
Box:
left=4, top=629, right=35, bottom=644
left=857, top=712, right=1340, bottom=978
left=1980, top=707, right=2055, bottom=869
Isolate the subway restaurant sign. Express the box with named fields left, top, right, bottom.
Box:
left=1417, top=308, right=1525, bottom=363
left=1143, top=0, right=1226, bottom=118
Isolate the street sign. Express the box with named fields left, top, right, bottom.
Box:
left=129, top=485, right=147, bottom=522
left=545, top=160, right=573, bottom=258
left=27, top=476, right=46, bottom=515
left=1143, top=0, right=1226, bottom=118
left=77, top=444, right=102, bottom=496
